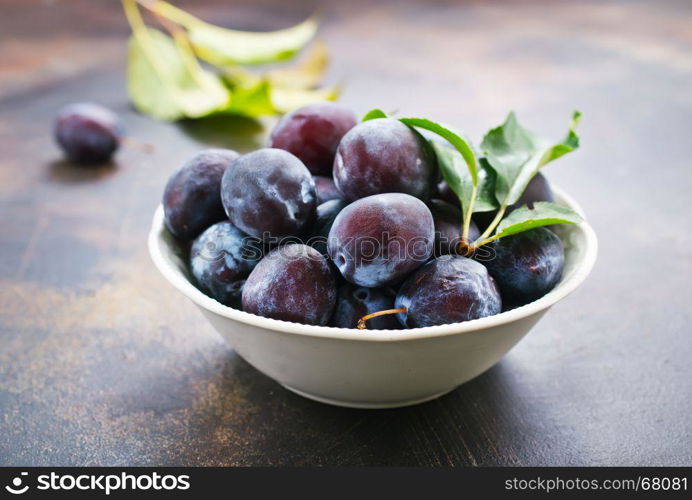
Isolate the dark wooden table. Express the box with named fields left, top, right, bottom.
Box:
left=1, top=0, right=691, bottom=466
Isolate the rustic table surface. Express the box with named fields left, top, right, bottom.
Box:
left=1, top=0, right=691, bottom=466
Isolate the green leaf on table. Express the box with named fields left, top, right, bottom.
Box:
left=219, top=64, right=262, bottom=89
left=480, top=111, right=581, bottom=207
left=399, top=117, right=478, bottom=185
left=225, top=79, right=276, bottom=118
left=268, top=40, right=329, bottom=88
left=153, top=1, right=318, bottom=66
left=362, top=108, right=389, bottom=121
left=127, top=28, right=230, bottom=121
left=270, top=85, right=339, bottom=114
left=492, top=201, right=583, bottom=239
left=220, top=41, right=333, bottom=117
left=430, top=142, right=498, bottom=215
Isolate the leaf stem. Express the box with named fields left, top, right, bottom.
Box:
left=151, top=9, right=209, bottom=89
left=122, top=0, right=168, bottom=80
left=144, top=0, right=205, bottom=29
left=476, top=204, right=507, bottom=242
left=123, top=0, right=148, bottom=37
left=471, top=233, right=502, bottom=248
left=357, top=308, right=407, bottom=330
left=461, top=183, right=477, bottom=242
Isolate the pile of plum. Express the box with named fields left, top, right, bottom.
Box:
left=161, top=102, right=570, bottom=329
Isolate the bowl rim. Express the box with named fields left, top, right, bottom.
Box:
left=148, top=185, right=598, bottom=343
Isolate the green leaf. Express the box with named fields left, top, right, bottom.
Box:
left=481, top=111, right=581, bottom=207
left=268, top=40, right=329, bottom=88
left=493, top=201, right=583, bottom=238
left=536, top=111, right=581, bottom=165
left=219, top=65, right=262, bottom=89
left=127, top=28, right=230, bottom=120
left=225, top=79, right=276, bottom=118
left=362, top=108, right=388, bottom=121
left=475, top=158, right=499, bottom=212
left=153, top=1, right=318, bottom=66
left=430, top=142, right=498, bottom=215
left=219, top=55, right=337, bottom=116
left=270, top=85, right=339, bottom=114
left=399, top=117, right=478, bottom=185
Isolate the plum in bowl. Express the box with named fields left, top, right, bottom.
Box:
left=148, top=186, right=596, bottom=409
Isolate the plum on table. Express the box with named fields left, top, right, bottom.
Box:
left=54, top=102, right=124, bottom=164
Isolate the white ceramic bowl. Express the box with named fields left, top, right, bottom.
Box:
left=148, top=187, right=597, bottom=409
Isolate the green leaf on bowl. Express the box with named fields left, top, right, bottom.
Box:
left=481, top=111, right=581, bottom=207
left=431, top=143, right=496, bottom=213
left=399, top=118, right=478, bottom=185
left=475, top=158, right=500, bottom=212
left=127, top=27, right=230, bottom=121
left=431, top=142, right=499, bottom=215
left=492, top=201, right=583, bottom=239
left=153, top=1, right=318, bottom=66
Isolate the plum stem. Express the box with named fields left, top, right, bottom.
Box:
left=476, top=204, right=507, bottom=242
left=357, top=307, right=407, bottom=330
left=457, top=241, right=476, bottom=257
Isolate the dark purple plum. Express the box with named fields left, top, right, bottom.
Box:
left=163, top=148, right=240, bottom=240
left=269, top=102, right=357, bottom=175
left=429, top=199, right=480, bottom=256
left=515, top=171, right=555, bottom=207
left=327, top=193, right=434, bottom=287
left=474, top=172, right=554, bottom=231
left=333, top=118, right=437, bottom=201
left=331, top=284, right=401, bottom=329
left=54, top=102, right=123, bottom=164
left=394, top=255, right=502, bottom=328
left=221, top=148, right=316, bottom=241
left=308, top=199, right=348, bottom=255
left=481, top=227, right=564, bottom=305
left=436, top=180, right=459, bottom=207
left=313, top=175, right=342, bottom=204
left=242, top=243, right=336, bottom=325
left=190, top=221, right=262, bottom=308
